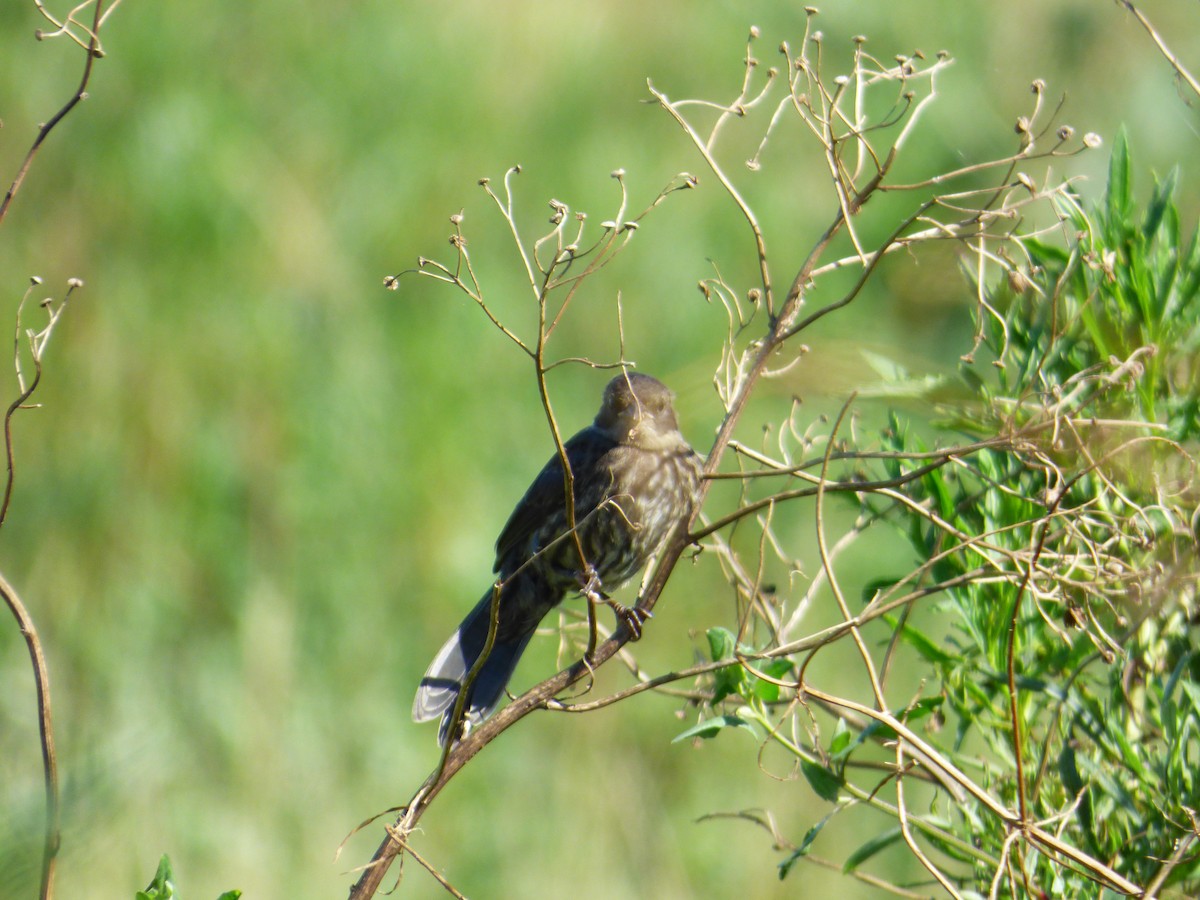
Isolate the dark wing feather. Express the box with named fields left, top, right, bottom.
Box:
left=493, top=426, right=616, bottom=571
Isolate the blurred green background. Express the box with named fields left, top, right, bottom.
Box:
left=1, top=1, right=1198, bottom=897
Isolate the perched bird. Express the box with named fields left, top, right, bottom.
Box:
left=412, top=372, right=702, bottom=744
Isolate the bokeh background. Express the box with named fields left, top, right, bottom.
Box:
left=2, top=2, right=1198, bottom=897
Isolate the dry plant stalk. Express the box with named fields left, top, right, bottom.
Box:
left=1, top=4, right=114, bottom=897
left=0, top=278, right=83, bottom=900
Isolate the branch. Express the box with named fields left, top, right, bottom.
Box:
left=801, top=685, right=1144, bottom=896
left=0, top=0, right=109, bottom=228
left=0, top=572, right=59, bottom=900
left=1117, top=0, right=1200, bottom=100
left=0, top=9, right=112, bottom=899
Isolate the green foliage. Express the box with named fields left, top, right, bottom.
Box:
left=1000, top=128, right=1200, bottom=441
left=702, top=627, right=796, bottom=706
left=691, top=138, right=1200, bottom=896
left=888, top=137, right=1195, bottom=897
left=878, top=137, right=1200, bottom=896
left=137, top=855, right=241, bottom=900
left=673, top=628, right=796, bottom=742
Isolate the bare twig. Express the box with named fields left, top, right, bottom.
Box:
left=1117, top=0, right=1200, bottom=100
left=0, top=1, right=110, bottom=229
left=2, top=279, right=79, bottom=529
left=0, top=275, right=78, bottom=900
left=0, top=10, right=115, bottom=900
left=0, top=571, right=59, bottom=900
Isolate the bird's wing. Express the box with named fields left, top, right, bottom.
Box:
left=493, top=426, right=615, bottom=571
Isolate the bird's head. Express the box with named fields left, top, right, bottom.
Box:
left=594, top=372, right=684, bottom=450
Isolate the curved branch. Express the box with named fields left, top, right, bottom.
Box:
left=0, top=1, right=108, bottom=229
left=1, top=572, right=59, bottom=900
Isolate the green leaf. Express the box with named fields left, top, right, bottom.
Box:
left=1024, top=236, right=1071, bottom=268
left=706, top=627, right=743, bottom=703
left=1106, top=127, right=1132, bottom=230
left=216, top=893, right=243, bottom=900
left=1058, top=744, right=1091, bottom=831
left=926, top=465, right=956, bottom=523
left=1109, top=720, right=1151, bottom=781
left=672, top=714, right=759, bottom=743
left=751, top=658, right=795, bottom=704
left=828, top=718, right=852, bottom=758
left=899, top=696, right=945, bottom=724
left=958, top=363, right=985, bottom=395
left=800, top=759, right=842, bottom=802
left=778, top=811, right=836, bottom=879
left=1077, top=752, right=1143, bottom=825
left=891, top=616, right=956, bottom=665
left=1175, top=227, right=1200, bottom=314
left=843, top=826, right=903, bottom=873
left=1143, top=167, right=1178, bottom=242
left=1178, top=678, right=1200, bottom=716
left=706, top=625, right=736, bottom=661
left=139, top=856, right=175, bottom=900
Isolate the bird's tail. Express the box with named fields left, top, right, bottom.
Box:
left=412, top=588, right=534, bottom=745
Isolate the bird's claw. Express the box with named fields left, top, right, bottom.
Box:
left=576, top=566, right=651, bottom=639
left=577, top=564, right=608, bottom=603
left=606, top=599, right=651, bottom=640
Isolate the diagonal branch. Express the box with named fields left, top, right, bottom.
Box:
left=0, top=1, right=109, bottom=229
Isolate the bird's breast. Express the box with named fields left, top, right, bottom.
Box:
left=584, top=444, right=701, bottom=584
left=521, top=441, right=700, bottom=593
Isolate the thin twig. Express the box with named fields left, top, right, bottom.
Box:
left=0, top=1, right=109, bottom=229
left=0, top=572, right=59, bottom=900
left=382, top=827, right=468, bottom=900
left=1118, top=0, right=1200, bottom=100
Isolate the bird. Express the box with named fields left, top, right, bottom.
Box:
left=412, top=372, right=703, bottom=745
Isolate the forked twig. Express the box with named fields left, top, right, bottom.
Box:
left=1, top=1, right=110, bottom=229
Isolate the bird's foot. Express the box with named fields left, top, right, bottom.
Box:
left=605, top=598, right=651, bottom=641
left=576, top=566, right=650, bottom=639
left=577, top=564, right=609, bottom=603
